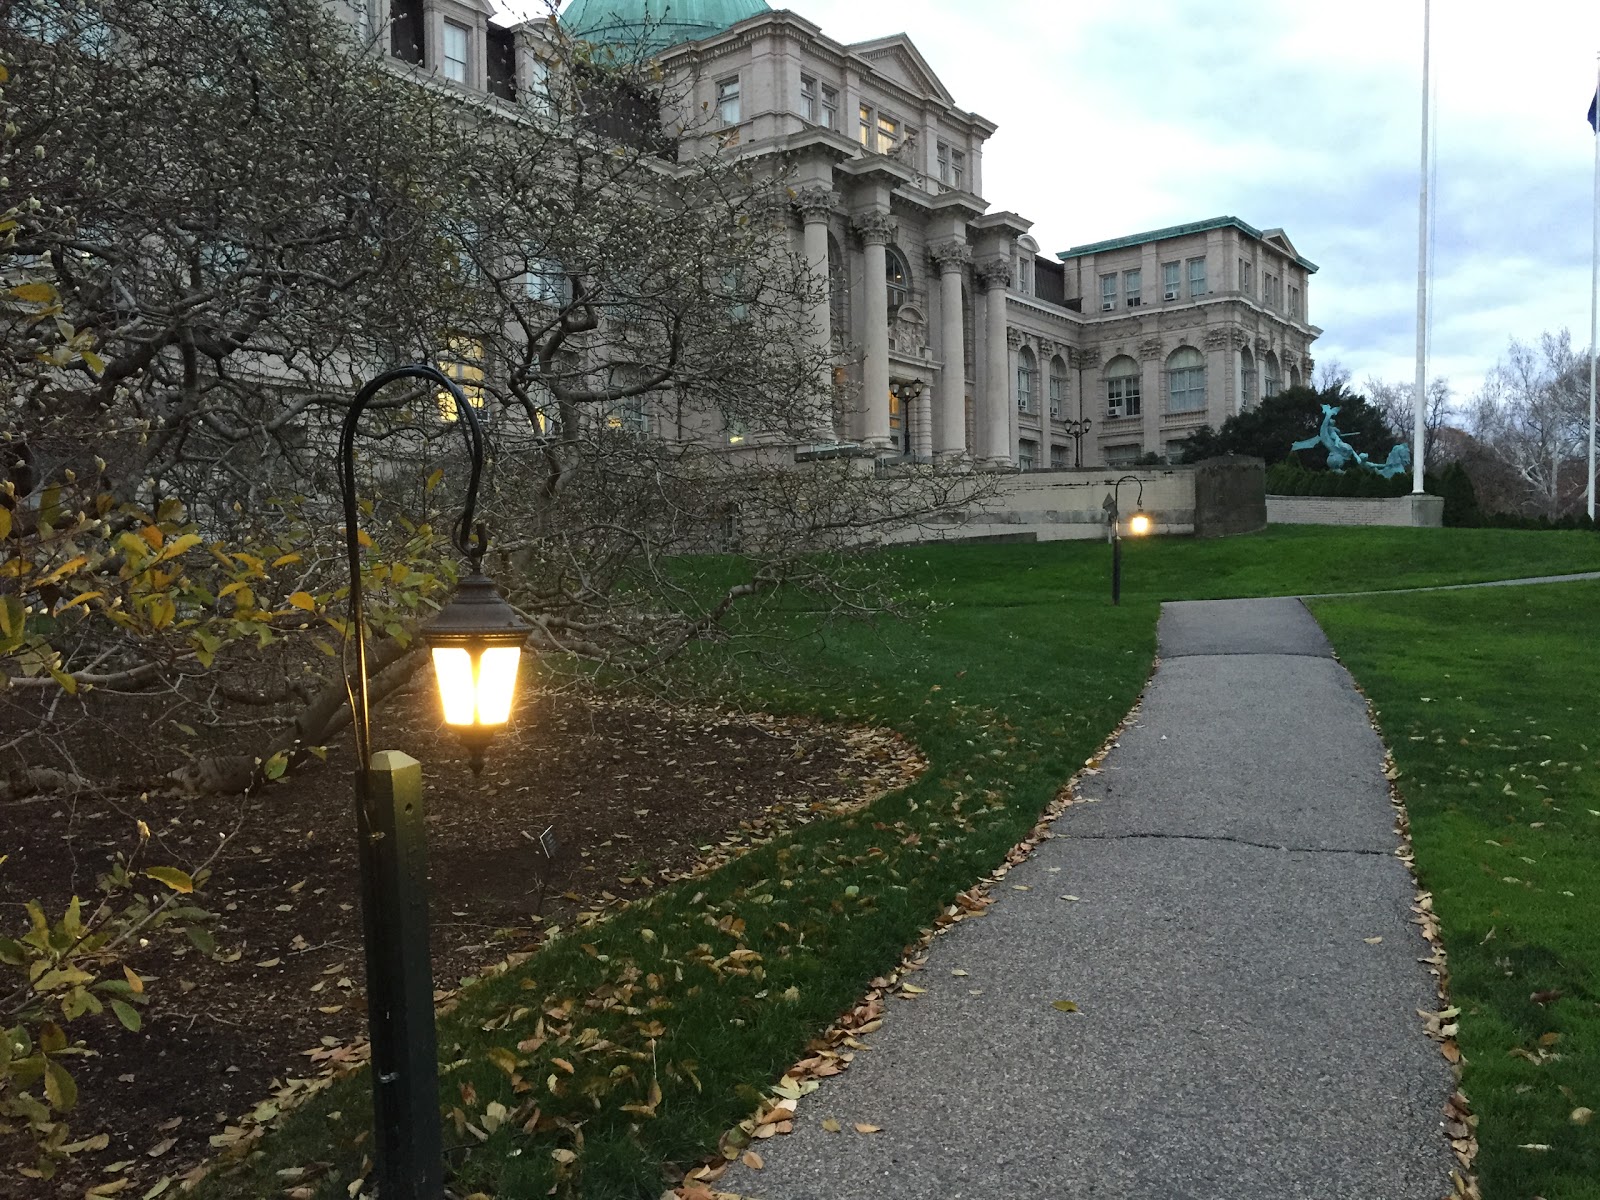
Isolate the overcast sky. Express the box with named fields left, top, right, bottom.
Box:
left=527, top=1, right=1600, bottom=402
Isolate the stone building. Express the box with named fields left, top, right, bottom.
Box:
left=344, top=0, right=1321, bottom=468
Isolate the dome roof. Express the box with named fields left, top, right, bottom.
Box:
left=560, top=0, right=773, bottom=53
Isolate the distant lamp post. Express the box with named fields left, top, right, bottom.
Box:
left=1103, top=474, right=1153, bottom=606
left=1063, top=416, right=1092, bottom=467
left=339, top=363, right=530, bottom=1200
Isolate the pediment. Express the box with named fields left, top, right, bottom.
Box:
left=1261, top=227, right=1300, bottom=258
left=847, top=35, right=955, bottom=105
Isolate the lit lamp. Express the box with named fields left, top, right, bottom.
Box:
left=1106, top=474, right=1153, bottom=606
left=337, top=363, right=528, bottom=1200
left=423, top=570, right=531, bottom=774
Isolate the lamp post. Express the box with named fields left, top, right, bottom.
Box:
left=339, top=363, right=530, bottom=1200
left=1103, top=473, right=1153, bottom=607
left=1063, top=417, right=1092, bottom=467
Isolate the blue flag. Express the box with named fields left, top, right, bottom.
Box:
left=1591, top=89, right=1599, bottom=132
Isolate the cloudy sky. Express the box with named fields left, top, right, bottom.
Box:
left=528, top=1, right=1600, bottom=402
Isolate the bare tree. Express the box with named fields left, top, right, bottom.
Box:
left=1363, top=375, right=1454, bottom=466
left=1, top=0, right=973, bottom=795
left=1466, top=331, right=1591, bottom=518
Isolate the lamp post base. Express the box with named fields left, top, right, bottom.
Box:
left=356, top=752, right=443, bottom=1200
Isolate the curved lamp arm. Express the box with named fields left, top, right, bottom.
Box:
left=339, top=364, right=487, bottom=769
left=1111, top=473, right=1144, bottom=529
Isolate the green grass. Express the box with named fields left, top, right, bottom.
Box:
left=200, top=528, right=1600, bottom=1199
left=1312, top=583, right=1600, bottom=1200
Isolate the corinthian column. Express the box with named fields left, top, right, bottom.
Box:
left=854, top=210, right=897, bottom=453
left=930, top=239, right=972, bottom=461
left=975, top=256, right=1013, bottom=468
left=794, top=186, right=840, bottom=440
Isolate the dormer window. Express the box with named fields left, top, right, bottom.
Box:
left=442, top=20, right=469, bottom=84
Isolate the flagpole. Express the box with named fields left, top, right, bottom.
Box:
left=1412, top=0, right=1431, bottom=495
left=1589, top=53, right=1598, bottom=521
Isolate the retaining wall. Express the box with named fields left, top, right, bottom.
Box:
left=1266, top=494, right=1445, bottom=528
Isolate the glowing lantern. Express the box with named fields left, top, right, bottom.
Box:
left=422, top=573, right=531, bottom=773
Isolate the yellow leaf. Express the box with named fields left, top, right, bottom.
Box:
left=145, top=866, right=195, bottom=894
left=124, top=965, right=145, bottom=994
left=288, top=591, right=316, bottom=612
left=1052, top=1000, right=1080, bottom=1013
left=81, top=349, right=106, bottom=377
left=740, top=1151, right=764, bottom=1170
left=0, top=508, right=10, bottom=539
left=821, top=1118, right=841, bottom=1133
left=853, top=1123, right=881, bottom=1134
left=271, top=552, right=303, bottom=568
left=11, top=282, right=55, bottom=303
left=140, top=525, right=164, bottom=550
left=44, top=1059, right=78, bottom=1112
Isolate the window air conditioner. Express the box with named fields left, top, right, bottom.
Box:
left=1164, top=289, right=1179, bottom=301
left=1101, top=302, right=1115, bottom=312
left=1106, top=405, right=1122, bottom=419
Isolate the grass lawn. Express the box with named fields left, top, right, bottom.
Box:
left=200, top=528, right=1600, bottom=1198
left=1313, top=582, right=1600, bottom=1200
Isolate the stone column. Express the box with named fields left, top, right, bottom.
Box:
left=794, top=186, right=840, bottom=440
left=930, top=239, right=972, bottom=461
left=913, top=384, right=933, bottom=460
left=975, top=257, right=1013, bottom=468
left=854, top=211, right=896, bottom=452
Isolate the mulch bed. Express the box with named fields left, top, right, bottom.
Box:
left=0, top=677, right=914, bottom=1198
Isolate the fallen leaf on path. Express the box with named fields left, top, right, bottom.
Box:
left=1364, top=937, right=1384, bottom=945
left=821, top=1119, right=841, bottom=1134
left=740, top=1151, right=764, bottom=1170
left=1052, top=1000, right=1080, bottom=1013
left=951, top=969, right=969, bottom=977
left=853, top=1124, right=881, bottom=1134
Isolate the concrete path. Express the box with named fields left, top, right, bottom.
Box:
left=723, top=597, right=1455, bottom=1200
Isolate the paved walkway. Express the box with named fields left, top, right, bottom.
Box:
left=724, top=597, right=1454, bottom=1200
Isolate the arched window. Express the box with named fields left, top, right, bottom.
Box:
left=1263, top=351, right=1281, bottom=398
left=886, top=245, right=911, bottom=318
left=828, top=234, right=849, bottom=343
left=1049, top=355, right=1068, bottom=418
left=1167, top=346, right=1207, bottom=413
left=1239, top=347, right=1256, bottom=410
left=1016, top=346, right=1037, bottom=414
left=1290, top=364, right=1303, bottom=389
left=1105, top=355, right=1141, bottom=418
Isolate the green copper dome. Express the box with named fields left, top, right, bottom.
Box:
left=560, top=0, right=773, bottom=53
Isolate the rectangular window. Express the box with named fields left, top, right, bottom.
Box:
left=717, top=77, right=741, bottom=124
left=391, top=0, right=424, bottom=64
left=437, top=336, right=485, bottom=422
left=1050, top=444, right=1067, bottom=468
left=1166, top=439, right=1189, bottom=465
left=1106, top=443, right=1141, bottom=468
left=800, top=75, right=818, bottom=122
left=1187, top=257, right=1207, bottom=298
left=1049, top=372, right=1064, bottom=418
left=820, top=84, right=838, bottom=129
left=1017, top=439, right=1038, bottom=471
left=1289, top=285, right=1301, bottom=319
left=937, top=141, right=951, bottom=182
left=889, top=388, right=905, bottom=452
left=1100, top=274, right=1117, bottom=312
left=950, top=149, right=965, bottom=190
left=876, top=113, right=898, bottom=154
left=1124, top=268, right=1142, bottom=308
left=1017, top=362, right=1035, bottom=413
left=1162, top=261, right=1180, bottom=300
left=442, top=20, right=469, bottom=84
left=1169, top=366, right=1207, bottom=413
left=487, top=25, right=516, bottom=100
left=524, top=257, right=567, bottom=305
left=1107, top=375, right=1141, bottom=417
left=1240, top=258, right=1253, bottom=296
left=859, top=104, right=872, bottom=148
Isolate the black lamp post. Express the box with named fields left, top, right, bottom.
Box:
left=1063, top=417, right=1092, bottom=467
left=339, top=363, right=531, bottom=1200
left=1104, top=473, right=1153, bottom=606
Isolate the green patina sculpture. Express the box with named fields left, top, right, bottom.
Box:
left=561, top=0, right=773, bottom=53
left=1291, top=404, right=1411, bottom=478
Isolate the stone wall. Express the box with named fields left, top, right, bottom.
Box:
left=884, top=466, right=1199, bottom=544
left=1192, top=456, right=1267, bottom=538
left=1266, top=494, right=1444, bottom=528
